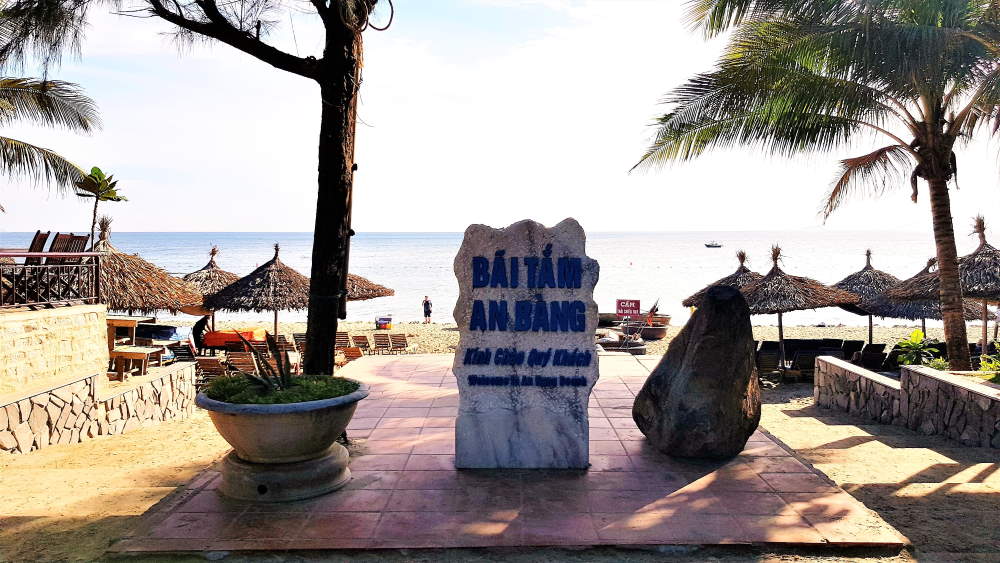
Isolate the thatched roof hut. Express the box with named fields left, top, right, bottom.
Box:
left=682, top=250, right=762, bottom=307
left=863, top=259, right=983, bottom=322
left=834, top=250, right=901, bottom=315
left=887, top=217, right=1000, bottom=301
left=833, top=250, right=901, bottom=342
left=742, top=246, right=860, bottom=315
left=741, top=246, right=860, bottom=368
left=183, top=246, right=240, bottom=298
left=205, top=243, right=310, bottom=335
left=346, top=273, right=394, bottom=301
left=206, top=243, right=309, bottom=313
left=94, top=217, right=203, bottom=314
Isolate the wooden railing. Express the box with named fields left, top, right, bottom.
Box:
left=0, top=252, right=102, bottom=309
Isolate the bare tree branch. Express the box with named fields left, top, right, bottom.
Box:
left=147, top=0, right=319, bottom=78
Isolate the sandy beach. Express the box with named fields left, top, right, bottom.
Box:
left=177, top=319, right=967, bottom=356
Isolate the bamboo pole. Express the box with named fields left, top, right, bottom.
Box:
left=983, top=300, right=989, bottom=354
left=921, top=318, right=927, bottom=335
left=274, top=310, right=279, bottom=339
left=778, top=312, right=785, bottom=371
left=868, top=315, right=874, bottom=344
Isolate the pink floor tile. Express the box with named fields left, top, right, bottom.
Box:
left=115, top=356, right=906, bottom=554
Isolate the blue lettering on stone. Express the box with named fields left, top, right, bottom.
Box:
left=532, top=297, right=549, bottom=332
left=490, top=250, right=508, bottom=288
left=470, top=300, right=487, bottom=331
left=509, top=257, right=519, bottom=288
left=558, top=257, right=582, bottom=289
left=524, top=257, right=539, bottom=288
left=472, top=256, right=490, bottom=288
left=538, top=244, right=557, bottom=288
left=488, top=300, right=509, bottom=331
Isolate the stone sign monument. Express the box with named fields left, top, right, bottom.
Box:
left=452, top=218, right=600, bottom=469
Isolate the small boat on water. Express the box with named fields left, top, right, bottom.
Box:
left=705, top=241, right=723, bottom=248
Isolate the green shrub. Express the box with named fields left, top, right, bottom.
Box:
left=897, top=329, right=937, bottom=366
left=205, top=374, right=359, bottom=405
left=979, top=355, right=1000, bottom=373
left=925, top=357, right=949, bottom=370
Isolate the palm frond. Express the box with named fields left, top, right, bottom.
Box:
left=0, top=78, right=99, bottom=131
left=0, top=135, right=85, bottom=192
left=823, top=144, right=914, bottom=218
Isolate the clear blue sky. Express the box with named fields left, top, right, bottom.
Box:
left=1, top=0, right=997, bottom=234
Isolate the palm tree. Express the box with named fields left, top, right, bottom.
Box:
left=0, top=78, right=98, bottom=211
left=634, top=0, right=1000, bottom=370
left=0, top=0, right=389, bottom=374
left=74, top=167, right=124, bottom=245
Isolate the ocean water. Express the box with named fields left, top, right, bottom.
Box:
left=0, top=230, right=967, bottom=327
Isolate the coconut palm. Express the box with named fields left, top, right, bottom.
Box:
left=634, top=0, right=1000, bottom=369
left=0, top=78, right=97, bottom=210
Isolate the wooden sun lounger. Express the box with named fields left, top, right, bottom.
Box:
left=373, top=333, right=391, bottom=354
left=343, top=347, right=364, bottom=363
left=195, top=356, right=227, bottom=387
left=389, top=333, right=411, bottom=354
left=352, top=335, right=371, bottom=354
left=226, top=351, right=257, bottom=373
left=335, top=332, right=350, bottom=349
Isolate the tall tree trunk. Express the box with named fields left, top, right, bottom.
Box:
left=927, top=177, right=971, bottom=370
left=303, top=30, right=363, bottom=375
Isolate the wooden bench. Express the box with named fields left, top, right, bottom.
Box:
left=109, top=345, right=164, bottom=380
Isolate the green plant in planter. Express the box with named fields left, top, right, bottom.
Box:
left=897, top=330, right=937, bottom=366
left=979, top=355, right=1000, bottom=373
left=925, top=357, right=950, bottom=371
left=205, top=333, right=358, bottom=405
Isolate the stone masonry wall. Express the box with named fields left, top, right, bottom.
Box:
left=0, top=304, right=110, bottom=397
left=0, top=363, right=196, bottom=455
left=815, top=357, right=1000, bottom=448
left=814, top=356, right=904, bottom=426
left=900, top=366, right=1000, bottom=448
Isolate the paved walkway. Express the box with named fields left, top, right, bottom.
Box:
left=761, top=386, right=1000, bottom=559
left=112, top=354, right=905, bottom=554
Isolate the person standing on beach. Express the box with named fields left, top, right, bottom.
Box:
left=422, top=296, right=432, bottom=324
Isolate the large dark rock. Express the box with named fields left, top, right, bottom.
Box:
left=632, top=285, right=761, bottom=458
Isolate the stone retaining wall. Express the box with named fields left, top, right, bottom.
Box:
left=814, top=356, right=903, bottom=426
left=814, top=357, right=1000, bottom=448
left=0, top=363, right=197, bottom=455
left=0, top=304, right=110, bottom=397
left=900, top=366, right=1000, bottom=448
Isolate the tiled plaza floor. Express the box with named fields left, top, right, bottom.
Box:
left=111, top=354, right=907, bottom=553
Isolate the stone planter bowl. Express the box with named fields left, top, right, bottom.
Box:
left=195, top=379, right=369, bottom=464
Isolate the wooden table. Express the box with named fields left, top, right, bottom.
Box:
left=110, top=345, right=164, bottom=379
left=106, top=315, right=155, bottom=351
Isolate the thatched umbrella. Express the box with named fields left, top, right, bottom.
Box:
left=94, top=217, right=203, bottom=315
left=834, top=250, right=901, bottom=344
left=682, top=249, right=762, bottom=307
left=345, top=273, right=394, bottom=301
left=888, top=216, right=1000, bottom=349
left=205, top=243, right=309, bottom=337
left=741, top=246, right=860, bottom=369
left=183, top=246, right=240, bottom=330
left=863, top=258, right=986, bottom=334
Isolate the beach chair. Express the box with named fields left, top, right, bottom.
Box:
left=859, top=352, right=886, bottom=371
left=373, top=333, right=392, bottom=354
left=882, top=349, right=904, bottom=370
left=293, top=333, right=307, bottom=357
left=861, top=343, right=886, bottom=355
left=343, top=347, right=364, bottom=363
left=169, top=343, right=196, bottom=363
left=389, top=333, right=410, bottom=354
left=352, top=335, right=371, bottom=354
left=22, top=230, right=50, bottom=265
left=335, top=332, right=350, bottom=349
left=787, top=350, right=821, bottom=381
left=226, top=351, right=257, bottom=373
left=759, top=341, right=780, bottom=352
left=842, top=340, right=865, bottom=359
left=755, top=350, right=780, bottom=374
left=195, top=356, right=227, bottom=388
